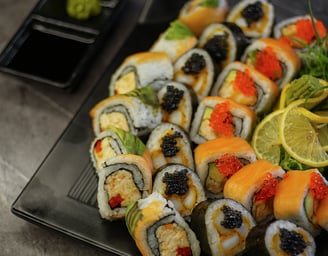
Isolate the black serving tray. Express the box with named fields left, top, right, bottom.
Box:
left=11, top=0, right=328, bottom=255
left=0, top=0, right=126, bottom=90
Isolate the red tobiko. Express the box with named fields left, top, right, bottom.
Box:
left=177, top=247, right=192, bottom=256
left=309, top=172, right=328, bottom=200
left=233, top=69, right=257, bottom=97
left=254, top=46, right=282, bottom=81
left=254, top=173, right=280, bottom=201
left=209, top=102, right=234, bottom=137
left=215, top=154, right=243, bottom=177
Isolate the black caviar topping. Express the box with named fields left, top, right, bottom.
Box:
left=241, top=1, right=264, bottom=26
left=161, top=85, right=184, bottom=113
left=161, top=130, right=183, bottom=157
left=163, top=169, right=189, bottom=195
left=279, top=228, right=307, bottom=256
left=182, top=53, right=206, bottom=74
left=203, top=34, right=228, bottom=64
left=220, top=205, right=243, bottom=229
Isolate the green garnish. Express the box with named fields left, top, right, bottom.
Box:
left=199, top=0, right=219, bottom=7
left=126, top=86, right=160, bottom=113
left=164, top=20, right=194, bottom=40
left=66, top=0, right=101, bottom=20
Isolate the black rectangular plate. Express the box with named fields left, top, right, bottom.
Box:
left=11, top=1, right=328, bottom=255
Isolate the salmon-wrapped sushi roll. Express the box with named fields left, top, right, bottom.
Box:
left=157, top=81, right=197, bottom=132
left=274, top=169, right=328, bottom=235
left=223, top=159, right=285, bottom=223
left=108, top=51, right=173, bottom=95
left=173, top=48, right=215, bottom=101
left=150, top=20, right=197, bottom=62
left=245, top=220, right=316, bottom=256
left=315, top=192, right=328, bottom=231
left=191, top=199, right=256, bottom=256
left=178, top=0, right=229, bottom=37
left=152, top=164, right=206, bottom=219
left=146, top=122, right=194, bottom=172
left=189, top=96, right=256, bottom=144
left=90, top=126, right=152, bottom=171
left=125, top=192, right=201, bottom=256
left=241, top=38, right=301, bottom=88
left=97, top=154, right=153, bottom=221
left=194, top=137, right=257, bottom=198
left=211, top=61, right=279, bottom=114
left=226, top=0, right=274, bottom=39
left=89, top=86, right=162, bottom=138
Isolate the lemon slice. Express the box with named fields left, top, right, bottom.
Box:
left=280, top=104, right=328, bottom=167
left=251, top=110, right=284, bottom=164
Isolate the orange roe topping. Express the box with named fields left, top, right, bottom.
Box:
left=278, top=36, right=294, bottom=47
left=177, top=247, right=192, bottom=256
left=296, top=18, right=327, bottom=44
left=254, top=173, right=280, bottom=201
left=309, top=172, right=328, bottom=200
left=215, top=154, right=243, bottom=177
left=209, top=102, right=235, bottom=137
left=255, top=47, right=283, bottom=81
left=109, top=194, right=123, bottom=209
left=233, top=69, right=257, bottom=97
left=95, top=140, right=102, bottom=153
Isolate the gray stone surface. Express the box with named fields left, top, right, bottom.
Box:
left=0, top=0, right=142, bottom=255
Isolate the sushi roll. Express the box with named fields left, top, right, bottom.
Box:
left=223, top=159, right=285, bottom=223
left=315, top=192, right=328, bottom=231
left=190, top=198, right=256, bottom=256
left=198, top=22, right=249, bottom=73
left=157, top=81, right=197, bottom=132
left=173, top=48, right=215, bottom=101
left=146, top=122, right=195, bottom=172
left=274, top=169, right=327, bottom=235
left=241, top=37, right=301, bottom=88
left=108, top=51, right=173, bottom=95
left=189, top=96, right=257, bottom=145
left=211, top=61, right=279, bottom=114
left=273, top=15, right=327, bottom=50
left=89, top=86, right=162, bottom=137
left=150, top=20, right=198, bottom=62
left=125, top=192, right=201, bottom=256
left=226, top=0, right=274, bottom=39
left=194, top=137, right=257, bottom=198
left=245, top=220, right=316, bottom=256
left=97, top=154, right=153, bottom=221
left=178, top=0, right=229, bottom=37
left=90, top=126, right=152, bottom=171
left=152, top=164, right=206, bottom=218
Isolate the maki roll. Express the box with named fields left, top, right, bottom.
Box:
left=315, top=191, right=328, bottom=231
left=189, top=96, right=257, bottom=144
left=89, top=86, right=162, bottom=137
left=226, top=0, right=274, bottom=39
left=125, top=192, right=201, bottom=256
left=146, top=122, right=195, bottom=172
left=198, top=22, right=249, bottom=73
left=190, top=198, right=256, bottom=256
left=173, top=48, right=215, bottom=101
left=108, top=51, right=173, bottom=95
left=241, top=38, right=301, bottom=88
left=211, top=61, right=279, bottom=114
left=245, top=220, right=316, bottom=256
left=273, top=169, right=328, bottom=235
left=97, top=154, right=153, bottom=221
left=152, top=164, right=206, bottom=218
left=90, top=126, right=152, bottom=171
left=150, top=20, right=198, bottom=62
left=223, top=159, right=285, bottom=223
left=178, top=0, right=229, bottom=37
left=157, top=81, right=197, bottom=132
left=194, top=137, right=257, bottom=198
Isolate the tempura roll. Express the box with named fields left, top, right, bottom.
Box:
left=226, top=0, right=274, bottom=39
left=146, top=122, right=195, bottom=172
left=189, top=96, right=256, bottom=144
left=178, top=0, right=229, bottom=36
left=223, top=159, right=285, bottom=223
left=190, top=199, right=256, bottom=256
left=150, top=20, right=198, bottom=62
left=194, top=137, right=257, bottom=198
left=173, top=48, right=215, bottom=101
left=108, top=51, right=173, bottom=95
left=152, top=164, right=206, bottom=218
left=125, top=192, right=201, bottom=256
left=211, top=61, right=279, bottom=114
left=97, top=154, right=153, bottom=221
left=241, top=37, right=301, bottom=88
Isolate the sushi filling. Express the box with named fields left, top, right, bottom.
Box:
left=114, top=66, right=138, bottom=94
left=160, top=85, right=184, bottom=114
left=160, top=131, right=183, bottom=157
left=99, top=106, right=133, bottom=133
left=163, top=169, right=189, bottom=196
